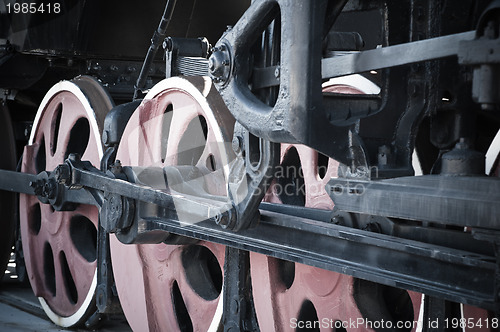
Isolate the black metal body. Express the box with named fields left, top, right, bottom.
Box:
left=1, top=0, right=500, bottom=327
left=210, top=0, right=361, bottom=167
left=221, top=248, right=259, bottom=332
left=0, top=0, right=249, bottom=104
left=328, top=175, right=500, bottom=229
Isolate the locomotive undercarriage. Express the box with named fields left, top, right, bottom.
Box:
left=1, top=0, right=500, bottom=330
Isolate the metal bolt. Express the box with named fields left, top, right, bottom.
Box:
left=232, top=136, right=243, bottom=154
left=43, top=180, right=57, bottom=199
left=102, top=130, right=109, bottom=145
left=378, top=145, right=391, bottom=166
left=208, top=57, right=216, bottom=72
left=274, top=66, right=280, bottom=78
left=208, top=44, right=231, bottom=84
left=29, top=180, right=43, bottom=196
left=455, top=137, right=470, bottom=150
left=213, top=209, right=231, bottom=229
left=110, top=160, right=122, bottom=175
left=216, top=213, right=228, bottom=227
left=54, top=164, right=71, bottom=184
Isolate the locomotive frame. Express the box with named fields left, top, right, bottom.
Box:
left=1, top=0, right=500, bottom=330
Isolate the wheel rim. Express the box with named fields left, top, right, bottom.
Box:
left=251, top=82, right=422, bottom=331
left=19, top=77, right=112, bottom=327
left=111, top=76, right=233, bottom=332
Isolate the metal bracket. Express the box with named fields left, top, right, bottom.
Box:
left=458, top=1, right=500, bottom=110
left=328, top=175, right=500, bottom=229
left=163, top=36, right=210, bottom=78
left=222, top=248, right=259, bottom=332
left=209, top=0, right=363, bottom=166
left=226, top=125, right=280, bottom=231
left=472, top=229, right=500, bottom=312
left=95, top=225, right=121, bottom=315
left=322, top=31, right=475, bottom=79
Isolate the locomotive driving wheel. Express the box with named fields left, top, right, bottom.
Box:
left=252, top=144, right=422, bottom=331
left=19, top=76, right=112, bottom=327
left=251, top=81, right=423, bottom=332
left=111, top=76, right=234, bottom=332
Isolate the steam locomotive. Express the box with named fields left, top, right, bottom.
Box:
left=0, top=0, right=499, bottom=331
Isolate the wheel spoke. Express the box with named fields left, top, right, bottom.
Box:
left=196, top=130, right=219, bottom=170
left=165, top=104, right=202, bottom=166
left=50, top=248, right=77, bottom=310
left=58, top=211, right=96, bottom=281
